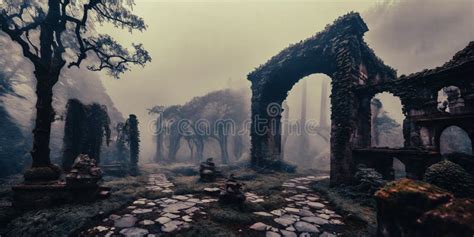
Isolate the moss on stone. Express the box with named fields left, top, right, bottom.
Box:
left=418, top=198, right=474, bottom=235
left=375, top=178, right=453, bottom=216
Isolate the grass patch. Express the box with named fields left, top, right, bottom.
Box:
left=176, top=218, right=253, bottom=237
left=0, top=175, right=149, bottom=237
left=209, top=206, right=256, bottom=225
left=311, top=178, right=376, bottom=236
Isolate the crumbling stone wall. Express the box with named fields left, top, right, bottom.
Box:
left=247, top=12, right=396, bottom=185
left=354, top=42, right=474, bottom=179
left=247, top=11, right=473, bottom=186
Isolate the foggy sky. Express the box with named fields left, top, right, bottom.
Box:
left=98, top=0, right=474, bottom=161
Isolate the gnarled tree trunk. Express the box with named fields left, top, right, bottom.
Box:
left=25, top=67, right=61, bottom=181
left=154, top=131, right=164, bottom=162
left=168, top=122, right=181, bottom=161
left=219, top=135, right=229, bottom=164
left=194, top=137, right=205, bottom=162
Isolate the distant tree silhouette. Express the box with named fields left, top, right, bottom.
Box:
left=148, top=106, right=165, bottom=162
left=151, top=89, right=248, bottom=164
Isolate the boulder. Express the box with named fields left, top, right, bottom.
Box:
left=418, top=198, right=474, bottom=236
left=375, top=179, right=454, bottom=236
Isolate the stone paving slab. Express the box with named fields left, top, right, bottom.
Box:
left=81, top=174, right=217, bottom=236
left=82, top=174, right=344, bottom=237
left=248, top=176, right=345, bottom=237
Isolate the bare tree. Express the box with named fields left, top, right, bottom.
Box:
left=0, top=0, right=151, bottom=181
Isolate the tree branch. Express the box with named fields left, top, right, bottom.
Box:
left=75, top=34, right=151, bottom=78
left=0, top=14, right=40, bottom=65
left=92, top=2, right=146, bottom=32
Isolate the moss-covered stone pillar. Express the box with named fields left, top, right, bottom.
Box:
left=249, top=91, right=283, bottom=170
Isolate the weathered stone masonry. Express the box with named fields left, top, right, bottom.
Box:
left=354, top=41, right=474, bottom=180
left=247, top=12, right=474, bottom=186
left=247, top=12, right=396, bottom=185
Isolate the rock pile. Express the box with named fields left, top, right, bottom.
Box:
left=66, top=154, right=102, bottom=189
left=219, top=174, right=246, bottom=205
left=199, top=157, right=220, bottom=182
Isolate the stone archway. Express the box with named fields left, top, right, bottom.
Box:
left=247, top=13, right=396, bottom=185
left=437, top=125, right=473, bottom=155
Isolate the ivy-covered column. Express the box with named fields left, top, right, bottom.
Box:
left=329, top=35, right=362, bottom=186
left=250, top=86, right=283, bottom=170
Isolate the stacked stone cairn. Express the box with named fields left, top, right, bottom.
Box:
left=66, top=154, right=104, bottom=196
left=199, top=157, right=220, bottom=182
left=219, top=174, right=246, bottom=205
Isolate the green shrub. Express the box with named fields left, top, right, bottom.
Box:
left=423, top=160, right=474, bottom=198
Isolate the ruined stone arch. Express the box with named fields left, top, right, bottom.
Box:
left=392, top=157, right=407, bottom=179
left=436, top=85, right=464, bottom=114
left=436, top=125, right=473, bottom=155
left=369, top=92, right=405, bottom=148
left=247, top=13, right=396, bottom=185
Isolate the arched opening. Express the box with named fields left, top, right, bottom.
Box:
left=439, top=126, right=472, bottom=155
left=437, top=86, right=463, bottom=114
left=392, top=158, right=406, bottom=179
left=281, top=74, right=332, bottom=171
left=370, top=92, right=404, bottom=148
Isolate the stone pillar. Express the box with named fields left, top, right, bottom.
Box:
left=329, top=35, right=365, bottom=186
left=356, top=95, right=372, bottom=148
left=281, top=101, right=290, bottom=161
left=371, top=98, right=382, bottom=147
left=250, top=96, right=283, bottom=170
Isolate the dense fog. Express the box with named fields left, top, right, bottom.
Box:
left=1, top=0, right=473, bottom=174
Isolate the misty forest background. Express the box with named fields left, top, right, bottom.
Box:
left=1, top=0, right=473, bottom=178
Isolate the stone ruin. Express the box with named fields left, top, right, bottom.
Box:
left=66, top=154, right=110, bottom=200
left=66, top=154, right=103, bottom=189
left=246, top=12, right=474, bottom=236
left=219, top=174, right=246, bottom=205
left=246, top=12, right=474, bottom=186
left=199, top=157, right=221, bottom=182
left=13, top=154, right=109, bottom=208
